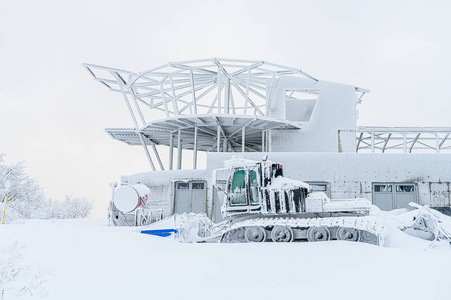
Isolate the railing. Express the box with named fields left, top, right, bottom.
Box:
left=356, top=127, right=451, bottom=153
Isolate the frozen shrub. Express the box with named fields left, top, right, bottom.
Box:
left=44, top=196, right=93, bottom=219
left=1, top=157, right=93, bottom=222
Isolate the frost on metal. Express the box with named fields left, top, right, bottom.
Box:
left=269, top=177, right=311, bottom=191
left=169, top=158, right=385, bottom=245
left=147, top=158, right=451, bottom=247
left=173, top=203, right=451, bottom=247
left=376, top=203, right=451, bottom=244
left=109, top=184, right=163, bottom=226
left=83, top=58, right=451, bottom=248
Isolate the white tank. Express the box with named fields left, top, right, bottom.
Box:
left=113, top=184, right=151, bottom=213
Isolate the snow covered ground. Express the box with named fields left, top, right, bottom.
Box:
left=1, top=218, right=450, bottom=300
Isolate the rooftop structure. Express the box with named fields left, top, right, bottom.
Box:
left=84, top=58, right=451, bottom=172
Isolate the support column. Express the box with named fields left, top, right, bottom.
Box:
left=266, top=130, right=270, bottom=152
left=190, top=70, right=197, bottom=114
left=217, top=125, right=221, bottom=152
left=131, top=87, right=146, bottom=125
left=224, top=78, right=230, bottom=114
left=177, top=130, right=182, bottom=170
left=116, top=75, right=140, bottom=128
left=223, top=137, right=228, bottom=153
left=193, top=126, right=198, bottom=169
left=217, top=66, right=222, bottom=113
left=115, top=73, right=155, bottom=170
left=262, top=131, right=265, bottom=152
left=151, top=143, right=164, bottom=171
left=138, top=134, right=156, bottom=171
left=242, top=126, right=245, bottom=152
left=169, top=134, right=174, bottom=170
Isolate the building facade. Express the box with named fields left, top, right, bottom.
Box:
left=84, top=58, right=451, bottom=220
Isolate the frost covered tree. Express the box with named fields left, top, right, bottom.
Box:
left=0, top=156, right=93, bottom=222
left=44, top=196, right=93, bottom=219
left=0, top=160, right=45, bottom=221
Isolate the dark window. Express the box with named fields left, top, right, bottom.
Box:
left=192, top=182, right=204, bottom=190
left=374, top=185, right=392, bottom=192
left=177, top=182, right=189, bottom=189
left=305, top=182, right=330, bottom=197
left=230, top=170, right=247, bottom=205
left=249, top=170, right=259, bottom=205
left=396, top=185, right=414, bottom=193
left=312, top=185, right=327, bottom=192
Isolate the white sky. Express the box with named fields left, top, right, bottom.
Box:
left=1, top=0, right=451, bottom=218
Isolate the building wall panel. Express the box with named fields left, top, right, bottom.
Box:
left=207, top=153, right=451, bottom=209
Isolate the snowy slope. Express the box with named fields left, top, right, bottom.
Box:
left=1, top=219, right=450, bottom=300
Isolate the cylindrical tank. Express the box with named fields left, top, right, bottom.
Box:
left=113, top=184, right=151, bottom=213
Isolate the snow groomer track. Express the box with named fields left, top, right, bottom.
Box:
left=220, top=216, right=385, bottom=245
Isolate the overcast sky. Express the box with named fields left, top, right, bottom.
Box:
left=1, top=0, right=450, bottom=217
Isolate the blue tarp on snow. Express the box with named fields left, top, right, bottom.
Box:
left=140, top=229, right=177, bottom=237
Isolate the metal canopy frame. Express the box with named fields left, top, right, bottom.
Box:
left=106, top=115, right=300, bottom=150
left=105, top=115, right=300, bottom=170
left=83, top=58, right=319, bottom=123
left=84, top=58, right=313, bottom=170
left=356, top=127, right=451, bottom=153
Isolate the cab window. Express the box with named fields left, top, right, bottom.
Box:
left=249, top=170, right=259, bottom=205
left=230, top=170, right=247, bottom=205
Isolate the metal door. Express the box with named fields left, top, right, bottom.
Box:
left=373, top=184, right=394, bottom=211
left=212, top=180, right=227, bottom=222
left=175, top=182, right=191, bottom=213
left=373, top=183, right=417, bottom=210
left=395, top=184, right=416, bottom=209
left=191, top=182, right=206, bottom=213
left=174, top=181, right=206, bottom=214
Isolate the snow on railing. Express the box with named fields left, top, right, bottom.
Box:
left=356, top=127, right=451, bottom=153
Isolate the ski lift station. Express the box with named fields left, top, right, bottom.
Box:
left=84, top=58, right=451, bottom=223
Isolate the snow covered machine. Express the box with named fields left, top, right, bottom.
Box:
left=182, top=158, right=385, bottom=245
